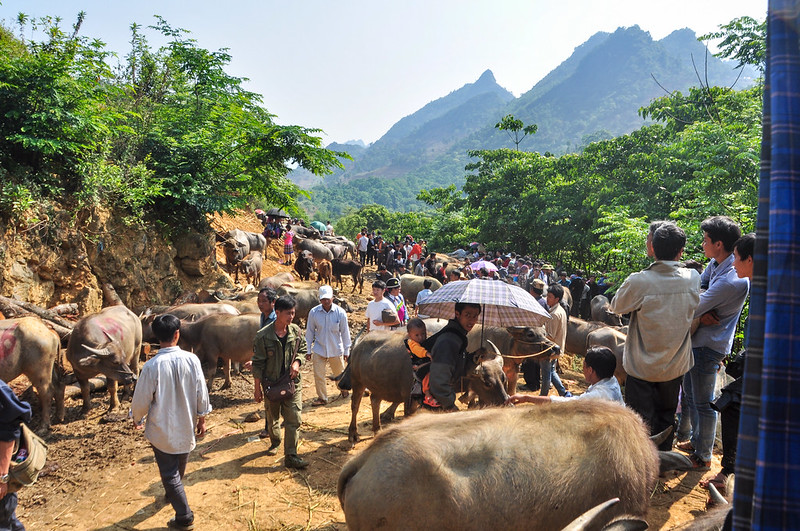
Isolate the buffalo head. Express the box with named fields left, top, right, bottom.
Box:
left=467, top=340, right=509, bottom=406
left=507, top=326, right=561, bottom=360
left=77, top=342, right=137, bottom=385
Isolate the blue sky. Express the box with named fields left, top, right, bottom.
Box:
left=0, top=0, right=766, bottom=144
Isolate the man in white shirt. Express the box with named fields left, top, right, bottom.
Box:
left=509, top=346, right=623, bottom=405
left=306, top=286, right=352, bottom=406
left=131, top=314, right=211, bottom=531
left=365, top=280, right=398, bottom=332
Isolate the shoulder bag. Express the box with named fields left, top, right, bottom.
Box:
left=8, top=423, right=48, bottom=493
left=263, top=336, right=301, bottom=402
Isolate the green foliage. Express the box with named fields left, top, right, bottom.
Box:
left=700, top=16, right=766, bottom=74
left=0, top=13, right=345, bottom=228
left=495, top=114, right=538, bottom=150
left=432, top=81, right=761, bottom=279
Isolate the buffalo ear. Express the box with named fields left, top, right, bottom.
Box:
left=78, top=355, right=100, bottom=368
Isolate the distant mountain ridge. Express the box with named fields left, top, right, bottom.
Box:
left=296, top=25, right=758, bottom=217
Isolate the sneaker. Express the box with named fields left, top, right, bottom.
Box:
left=266, top=440, right=281, bottom=456
left=676, top=440, right=695, bottom=453
left=688, top=454, right=711, bottom=471
left=167, top=518, right=195, bottom=531
left=285, top=455, right=309, bottom=469
left=563, top=391, right=573, bottom=398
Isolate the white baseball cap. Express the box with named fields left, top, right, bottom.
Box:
left=319, top=285, right=334, bottom=300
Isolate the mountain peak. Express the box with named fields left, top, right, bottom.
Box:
left=475, top=69, right=497, bottom=84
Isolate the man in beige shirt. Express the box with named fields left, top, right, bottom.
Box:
left=610, top=222, right=700, bottom=450
left=538, top=282, right=570, bottom=397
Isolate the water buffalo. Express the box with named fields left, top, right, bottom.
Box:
left=318, top=260, right=332, bottom=285
left=566, top=318, right=627, bottom=383
left=222, top=229, right=266, bottom=279
left=0, top=317, right=65, bottom=431
left=343, top=331, right=508, bottom=444
left=323, top=242, right=348, bottom=261
left=66, top=305, right=143, bottom=416
left=331, top=258, right=363, bottom=293
left=276, top=286, right=352, bottom=325
left=591, top=295, right=623, bottom=326
left=238, top=251, right=262, bottom=286
left=295, top=237, right=334, bottom=264
left=293, top=225, right=321, bottom=239
left=294, top=250, right=315, bottom=281
left=399, top=274, right=442, bottom=306
left=258, top=272, right=294, bottom=290
left=141, top=303, right=240, bottom=343
left=469, top=325, right=560, bottom=395
left=337, top=400, right=658, bottom=530
left=178, top=313, right=262, bottom=390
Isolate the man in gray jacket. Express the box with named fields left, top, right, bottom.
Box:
left=611, top=222, right=700, bottom=451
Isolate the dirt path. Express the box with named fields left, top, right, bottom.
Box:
left=12, top=220, right=721, bottom=530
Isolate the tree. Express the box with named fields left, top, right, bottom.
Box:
left=495, top=114, right=537, bottom=150
left=700, top=16, right=766, bottom=74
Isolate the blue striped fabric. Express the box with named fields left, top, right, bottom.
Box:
left=734, top=2, right=800, bottom=529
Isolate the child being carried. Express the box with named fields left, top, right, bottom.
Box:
left=406, top=318, right=440, bottom=408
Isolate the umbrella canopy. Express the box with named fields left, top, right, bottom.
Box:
left=416, top=279, right=550, bottom=327
left=311, top=221, right=327, bottom=232
left=265, top=207, right=290, bottom=218
left=469, top=260, right=498, bottom=272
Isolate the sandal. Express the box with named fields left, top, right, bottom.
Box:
left=311, top=398, right=327, bottom=407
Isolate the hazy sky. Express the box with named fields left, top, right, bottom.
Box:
left=0, top=1, right=766, bottom=144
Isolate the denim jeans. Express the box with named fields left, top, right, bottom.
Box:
left=540, top=359, right=567, bottom=396
left=683, top=346, right=726, bottom=461
left=676, top=385, right=692, bottom=441
left=152, top=446, right=193, bottom=526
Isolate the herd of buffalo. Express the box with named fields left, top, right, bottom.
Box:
left=0, top=226, right=725, bottom=529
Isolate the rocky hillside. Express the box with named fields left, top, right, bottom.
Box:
left=0, top=206, right=244, bottom=314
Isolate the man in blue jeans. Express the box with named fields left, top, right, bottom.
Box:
left=679, top=216, right=749, bottom=469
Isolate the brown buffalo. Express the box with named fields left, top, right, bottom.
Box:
left=66, top=305, right=143, bottom=415
left=177, top=313, right=262, bottom=390
left=566, top=318, right=627, bottom=383
left=399, top=274, right=442, bottom=306
left=0, top=317, right=65, bottom=431
left=238, top=251, right=262, bottom=286
left=318, top=260, right=332, bottom=285
left=141, top=303, right=240, bottom=343
left=337, top=400, right=658, bottom=531
left=342, top=331, right=508, bottom=444
left=258, top=272, right=295, bottom=290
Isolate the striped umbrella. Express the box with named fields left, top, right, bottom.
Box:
left=416, top=279, right=550, bottom=327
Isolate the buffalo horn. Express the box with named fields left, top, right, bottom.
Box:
left=81, top=344, right=113, bottom=357
left=560, top=498, right=620, bottom=530
left=472, top=339, right=501, bottom=365
left=708, top=483, right=728, bottom=506
left=650, top=426, right=673, bottom=446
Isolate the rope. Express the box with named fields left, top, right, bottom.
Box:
left=500, top=344, right=558, bottom=359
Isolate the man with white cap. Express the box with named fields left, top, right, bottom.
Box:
left=306, top=285, right=352, bottom=406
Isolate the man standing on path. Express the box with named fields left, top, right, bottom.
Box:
left=357, top=230, right=369, bottom=265
left=252, top=296, right=309, bottom=469
left=131, top=314, right=211, bottom=531
left=679, top=216, right=750, bottom=469
left=610, top=222, right=700, bottom=451
left=306, top=285, right=352, bottom=406
left=365, top=280, right=399, bottom=332
left=539, top=283, right=571, bottom=398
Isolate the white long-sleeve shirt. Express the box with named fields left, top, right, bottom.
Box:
left=306, top=303, right=351, bottom=358
left=130, top=346, right=211, bottom=454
